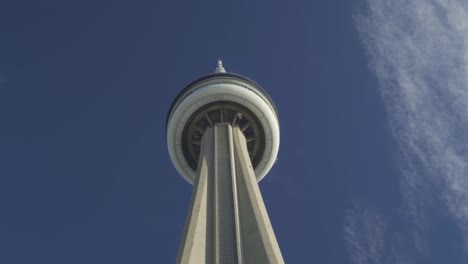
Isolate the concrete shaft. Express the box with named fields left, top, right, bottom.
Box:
left=176, top=123, right=284, bottom=264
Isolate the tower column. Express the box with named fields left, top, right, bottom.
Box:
left=176, top=123, right=284, bottom=264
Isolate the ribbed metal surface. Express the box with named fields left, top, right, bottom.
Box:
left=213, top=124, right=238, bottom=263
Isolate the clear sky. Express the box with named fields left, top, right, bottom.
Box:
left=1, top=0, right=467, bottom=263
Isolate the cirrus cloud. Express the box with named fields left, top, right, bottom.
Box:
left=349, top=0, right=468, bottom=262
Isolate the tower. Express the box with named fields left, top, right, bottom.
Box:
left=166, top=61, right=284, bottom=263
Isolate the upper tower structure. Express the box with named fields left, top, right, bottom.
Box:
left=166, top=61, right=284, bottom=263
left=166, top=60, right=280, bottom=183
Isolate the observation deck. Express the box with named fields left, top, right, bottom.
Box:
left=166, top=61, right=280, bottom=183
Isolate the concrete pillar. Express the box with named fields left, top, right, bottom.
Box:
left=176, top=123, right=284, bottom=264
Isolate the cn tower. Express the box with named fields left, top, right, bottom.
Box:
left=166, top=61, right=284, bottom=263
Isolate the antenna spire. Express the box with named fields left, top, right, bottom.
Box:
left=215, top=59, right=226, bottom=73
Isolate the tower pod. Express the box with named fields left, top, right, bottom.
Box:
left=166, top=62, right=280, bottom=184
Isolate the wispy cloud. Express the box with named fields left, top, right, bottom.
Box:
left=344, top=206, right=387, bottom=264
left=350, top=0, right=468, bottom=261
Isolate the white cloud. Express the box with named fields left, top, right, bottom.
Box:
left=344, top=206, right=387, bottom=264
left=353, top=0, right=468, bottom=257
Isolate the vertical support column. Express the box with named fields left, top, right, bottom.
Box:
left=176, top=124, right=284, bottom=264
left=212, top=124, right=238, bottom=263
left=176, top=129, right=213, bottom=264
left=232, top=126, right=284, bottom=263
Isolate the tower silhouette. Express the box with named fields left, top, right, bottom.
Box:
left=166, top=61, right=284, bottom=264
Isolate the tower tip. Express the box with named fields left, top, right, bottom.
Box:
left=215, top=59, right=226, bottom=73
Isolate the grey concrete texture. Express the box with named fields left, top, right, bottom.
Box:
left=176, top=124, right=284, bottom=264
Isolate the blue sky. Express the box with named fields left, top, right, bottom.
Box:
left=1, top=0, right=467, bottom=263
